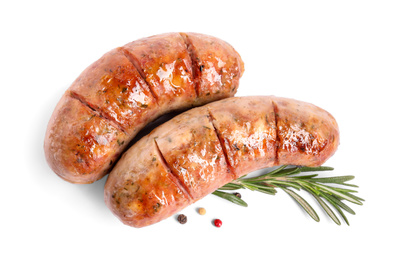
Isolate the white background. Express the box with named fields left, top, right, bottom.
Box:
left=1, top=0, right=404, bottom=259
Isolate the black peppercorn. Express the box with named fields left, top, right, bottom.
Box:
left=233, top=192, right=241, bottom=198
left=177, top=214, right=187, bottom=224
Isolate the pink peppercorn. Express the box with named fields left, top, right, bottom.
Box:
left=214, top=219, right=222, bottom=227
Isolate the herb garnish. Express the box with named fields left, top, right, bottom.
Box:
left=213, top=165, right=363, bottom=225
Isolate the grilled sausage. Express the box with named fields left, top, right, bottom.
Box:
left=44, top=32, right=244, bottom=184
left=104, top=96, right=339, bottom=228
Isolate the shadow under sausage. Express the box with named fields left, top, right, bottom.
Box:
left=126, top=110, right=184, bottom=148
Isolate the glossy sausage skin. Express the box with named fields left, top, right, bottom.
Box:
left=44, top=32, right=244, bottom=184
left=104, top=96, right=339, bottom=228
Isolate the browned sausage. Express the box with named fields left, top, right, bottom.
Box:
left=44, top=32, right=244, bottom=184
left=104, top=96, right=339, bottom=228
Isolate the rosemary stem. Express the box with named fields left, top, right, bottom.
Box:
left=213, top=165, right=363, bottom=226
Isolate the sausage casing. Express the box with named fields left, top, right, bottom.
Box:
left=104, top=96, right=339, bottom=227
left=44, top=32, right=244, bottom=184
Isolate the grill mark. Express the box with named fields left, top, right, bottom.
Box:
left=119, top=47, right=159, bottom=102
left=206, top=108, right=237, bottom=180
left=180, top=32, right=201, bottom=98
left=272, top=100, right=280, bottom=166
left=69, top=91, right=128, bottom=135
left=153, top=139, right=194, bottom=201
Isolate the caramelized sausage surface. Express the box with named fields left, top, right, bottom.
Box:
left=104, top=96, right=339, bottom=227
left=44, top=32, right=244, bottom=184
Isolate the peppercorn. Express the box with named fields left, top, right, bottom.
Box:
left=234, top=192, right=241, bottom=198
left=214, top=219, right=222, bottom=227
left=198, top=207, right=206, bottom=215
left=177, top=214, right=187, bottom=224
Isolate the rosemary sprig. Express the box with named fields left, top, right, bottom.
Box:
left=213, top=166, right=363, bottom=225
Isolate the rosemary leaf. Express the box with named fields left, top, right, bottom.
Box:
left=266, top=165, right=289, bottom=175
left=298, top=181, right=321, bottom=196
left=320, top=192, right=351, bottom=225
left=217, top=182, right=243, bottom=190
left=267, top=180, right=302, bottom=190
left=300, top=166, right=334, bottom=172
left=310, top=175, right=355, bottom=184
left=339, top=191, right=365, bottom=203
left=329, top=186, right=359, bottom=194
left=212, top=190, right=248, bottom=207
left=311, top=194, right=341, bottom=225
left=281, top=187, right=320, bottom=222
left=293, top=174, right=319, bottom=179
left=241, top=182, right=262, bottom=191
left=332, top=203, right=350, bottom=226
left=270, top=167, right=301, bottom=177
left=283, top=167, right=303, bottom=176
left=243, top=165, right=289, bottom=182
left=340, top=183, right=359, bottom=188
left=311, top=183, right=363, bottom=205
left=320, top=192, right=356, bottom=215
left=255, top=187, right=278, bottom=195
